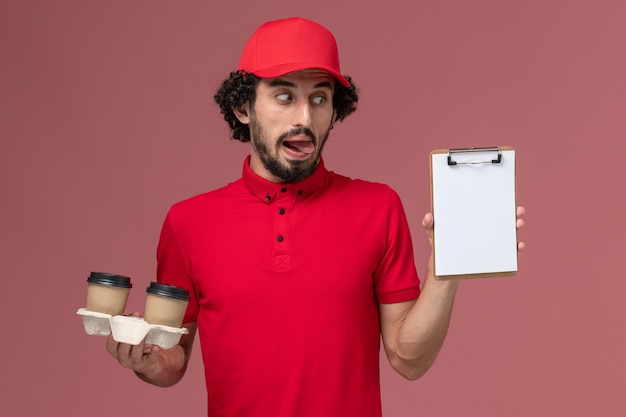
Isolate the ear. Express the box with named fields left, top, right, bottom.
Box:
left=233, top=103, right=251, bottom=124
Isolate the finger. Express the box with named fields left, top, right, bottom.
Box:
left=105, top=334, right=119, bottom=357
left=517, top=206, right=526, bottom=217
left=516, top=218, right=525, bottom=229
left=116, top=342, right=134, bottom=368
left=144, top=345, right=161, bottom=367
left=517, top=241, right=526, bottom=251
left=130, top=339, right=148, bottom=366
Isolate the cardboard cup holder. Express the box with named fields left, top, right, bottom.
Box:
left=77, top=308, right=112, bottom=336
left=76, top=308, right=188, bottom=349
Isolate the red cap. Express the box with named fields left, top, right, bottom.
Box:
left=238, top=17, right=350, bottom=87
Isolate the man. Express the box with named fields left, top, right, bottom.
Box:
left=107, top=17, right=525, bottom=417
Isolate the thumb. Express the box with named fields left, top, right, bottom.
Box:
left=422, top=212, right=434, bottom=229
left=422, top=213, right=434, bottom=246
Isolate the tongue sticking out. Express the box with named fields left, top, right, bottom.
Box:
left=284, top=140, right=315, bottom=155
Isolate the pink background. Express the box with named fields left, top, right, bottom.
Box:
left=1, top=1, right=625, bottom=416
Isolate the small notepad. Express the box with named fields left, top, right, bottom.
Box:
left=430, top=147, right=518, bottom=280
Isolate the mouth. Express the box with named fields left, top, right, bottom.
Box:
left=279, top=128, right=317, bottom=159
left=282, top=139, right=315, bottom=155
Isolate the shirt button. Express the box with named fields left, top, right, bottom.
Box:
left=277, top=235, right=284, bottom=242
left=265, top=195, right=271, bottom=201
left=281, top=187, right=287, bottom=193
left=278, top=208, right=285, bottom=215
left=297, top=190, right=303, bottom=195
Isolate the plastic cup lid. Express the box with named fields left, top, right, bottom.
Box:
left=87, top=272, right=132, bottom=288
left=146, top=282, right=189, bottom=301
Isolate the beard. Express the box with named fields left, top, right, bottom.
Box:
left=249, top=114, right=330, bottom=183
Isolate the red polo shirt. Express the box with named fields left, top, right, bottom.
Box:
left=157, top=157, right=421, bottom=417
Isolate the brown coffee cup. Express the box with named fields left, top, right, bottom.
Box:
left=144, top=282, right=189, bottom=328
left=86, top=272, right=132, bottom=316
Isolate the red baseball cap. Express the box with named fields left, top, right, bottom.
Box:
left=238, top=17, right=350, bottom=87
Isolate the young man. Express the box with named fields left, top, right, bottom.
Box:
left=107, top=17, right=524, bottom=417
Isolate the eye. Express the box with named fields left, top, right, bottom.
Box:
left=276, top=93, right=291, bottom=102
left=312, top=95, right=327, bottom=105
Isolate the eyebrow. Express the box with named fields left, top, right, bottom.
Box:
left=268, top=79, right=334, bottom=90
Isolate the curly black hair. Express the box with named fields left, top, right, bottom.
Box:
left=213, top=70, right=359, bottom=142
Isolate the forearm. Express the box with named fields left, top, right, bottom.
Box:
left=388, top=262, right=458, bottom=380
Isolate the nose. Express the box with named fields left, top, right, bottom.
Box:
left=292, top=100, right=312, bottom=128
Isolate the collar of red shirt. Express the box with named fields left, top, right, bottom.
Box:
left=241, top=155, right=329, bottom=202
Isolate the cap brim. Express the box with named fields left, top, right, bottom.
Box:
left=250, top=64, right=350, bottom=87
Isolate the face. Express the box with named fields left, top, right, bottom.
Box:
left=236, top=69, right=336, bottom=183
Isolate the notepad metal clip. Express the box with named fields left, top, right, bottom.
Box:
left=447, top=147, right=502, bottom=166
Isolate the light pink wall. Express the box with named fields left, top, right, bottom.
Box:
left=2, top=1, right=625, bottom=416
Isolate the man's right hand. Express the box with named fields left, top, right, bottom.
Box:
left=105, top=312, right=164, bottom=379
left=105, top=313, right=197, bottom=387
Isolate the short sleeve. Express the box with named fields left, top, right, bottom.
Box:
left=156, top=209, right=199, bottom=323
left=373, top=188, right=421, bottom=304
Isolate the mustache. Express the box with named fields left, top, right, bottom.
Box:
left=278, top=127, right=316, bottom=145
